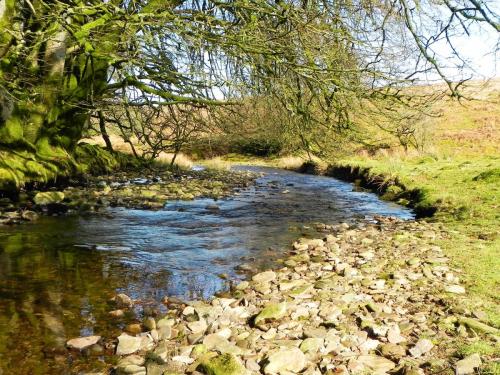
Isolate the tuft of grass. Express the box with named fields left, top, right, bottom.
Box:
left=457, top=341, right=499, bottom=358
left=156, top=152, right=194, bottom=170
left=483, top=362, right=500, bottom=375
left=201, top=157, right=232, bottom=171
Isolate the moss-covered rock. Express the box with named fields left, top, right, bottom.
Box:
left=33, top=191, right=65, bottom=205
left=198, top=353, right=247, bottom=375
left=254, top=302, right=287, bottom=325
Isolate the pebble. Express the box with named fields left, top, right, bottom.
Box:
left=252, top=270, right=276, bottom=283
left=445, top=285, right=466, bottom=294
left=263, top=348, right=306, bottom=374
left=115, top=293, right=134, bottom=308
left=116, top=333, right=143, bottom=355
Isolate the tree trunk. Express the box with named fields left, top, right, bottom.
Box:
left=98, top=111, right=114, bottom=152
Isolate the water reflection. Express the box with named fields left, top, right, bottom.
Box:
left=0, top=166, right=413, bottom=373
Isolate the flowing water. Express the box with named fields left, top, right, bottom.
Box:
left=0, top=166, right=413, bottom=374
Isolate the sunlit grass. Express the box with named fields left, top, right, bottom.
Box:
left=200, top=157, right=232, bottom=170
left=333, top=83, right=500, bottom=326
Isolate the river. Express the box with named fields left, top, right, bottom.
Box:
left=0, top=166, right=413, bottom=374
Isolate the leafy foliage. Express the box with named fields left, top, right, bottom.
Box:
left=0, top=0, right=498, bottom=161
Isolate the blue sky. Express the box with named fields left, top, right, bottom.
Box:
left=431, top=19, right=499, bottom=81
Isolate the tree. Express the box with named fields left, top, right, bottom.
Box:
left=0, top=0, right=498, bottom=170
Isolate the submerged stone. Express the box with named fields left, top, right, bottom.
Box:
left=66, top=335, right=101, bottom=350
left=116, top=333, right=142, bottom=355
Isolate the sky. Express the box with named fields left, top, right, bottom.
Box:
left=429, top=13, right=499, bottom=81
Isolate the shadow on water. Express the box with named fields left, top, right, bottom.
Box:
left=0, top=166, right=413, bottom=373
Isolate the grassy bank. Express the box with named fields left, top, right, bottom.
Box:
left=328, top=83, right=500, bottom=329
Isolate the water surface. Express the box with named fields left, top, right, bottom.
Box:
left=0, top=166, right=413, bottom=373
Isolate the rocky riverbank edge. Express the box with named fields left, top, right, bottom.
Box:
left=69, top=217, right=498, bottom=375
left=0, top=166, right=258, bottom=225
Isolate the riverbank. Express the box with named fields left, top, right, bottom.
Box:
left=319, top=156, right=499, bottom=321
left=295, top=156, right=500, bottom=358
left=68, top=217, right=498, bottom=374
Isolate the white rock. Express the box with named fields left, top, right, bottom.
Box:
left=187, top=318, right=207, bottom=334
left=354, top=355, right=396, bottom=374
left=264, top=347, right=306, bottom=374
left=116, top=333, right=143, bottom=355
left=252, top=271, right=277, bottom=283
left=359, top=339, right=380, bottom=353
left=215, top=327, right=232, bottom=339
left=183, top=306, right=195, bottom=315
left=409, top=339, right=434, bottom=358
left=387, top=325, right=406, bottom=344
left=172, top=355, right=195, bottom=364
left=455, top=353, right=482, bottom=375
left=445, top=285, right=466, bottom=294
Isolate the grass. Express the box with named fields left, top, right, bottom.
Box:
left=334, top=80, right=500, bottom=327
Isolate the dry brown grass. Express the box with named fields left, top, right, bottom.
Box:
left=81, top=135, right=195, bottom=169
left=200, top=157, right=232, bottom=170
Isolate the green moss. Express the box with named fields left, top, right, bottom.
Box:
left=254, top=302, right=287, bottom=325
left=33, top=191, right=65, bottom=205
left=198, top=353, right=246, bottom=375
left=74, top=143, right=120, bottom=174
left=457, top=341, right=499, bottom=357
left=0, top=144, right=136, bottom=192
left=0, top=117, right=24, bottom=143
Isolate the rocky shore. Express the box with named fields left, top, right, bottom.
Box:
left=68, top=217, right=498, bottom=375
left=0, top=168, right=257, bottom=225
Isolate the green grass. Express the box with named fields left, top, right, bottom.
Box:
left=336, top=154, right=500, bottom=325
left=458, top=341, right=499, bottom=357
left=333, top=83, right=500, bottom=328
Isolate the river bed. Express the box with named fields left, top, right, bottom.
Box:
left=0, top=166, right=413, bottom=373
